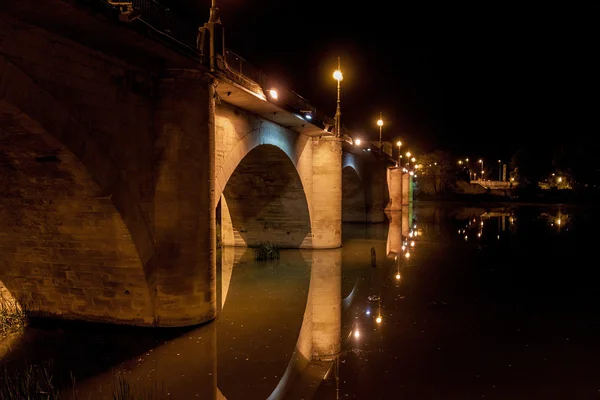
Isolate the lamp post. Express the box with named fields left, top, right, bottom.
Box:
left=396, top=141, right=402, bottom=166
left=377, top=112, right=384, bottom=150
left=333, top=57, right=343, bottom=138
left=479, top=159, right=484, bottom=180
left=498, top=160, right=502, bottom=181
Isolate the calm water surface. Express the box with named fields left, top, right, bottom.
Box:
left=1, top=203, right=599, bottom=399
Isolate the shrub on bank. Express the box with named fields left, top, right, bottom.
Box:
left=0, top=295, right=27, bottom=336
left=254, top=241, right=280, bottom=261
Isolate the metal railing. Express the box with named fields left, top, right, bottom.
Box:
left=131, top=0, right=199, bottom=49
left=224, top=50, right=264, bottom=86
left=101, top=0, right=353, bottom=138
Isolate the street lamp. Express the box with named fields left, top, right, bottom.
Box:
left=377, top=112, right=384, bottom=151
left=396, top=141, right=402, bottom=166
left=333, top=57, right=343, bottom=138
left=479, top=159, right=484, bottom=180
left=498, top=159, right=502, bottom=181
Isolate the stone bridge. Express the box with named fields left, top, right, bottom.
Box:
left=0, top=0, right=411, bottom=328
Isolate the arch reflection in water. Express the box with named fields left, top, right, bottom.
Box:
left=218, top=246, right=341, bottom=399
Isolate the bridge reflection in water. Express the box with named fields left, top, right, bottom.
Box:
left=3, top=204, right=591, bottom=398
left=2, top=222, right=387, bottom=399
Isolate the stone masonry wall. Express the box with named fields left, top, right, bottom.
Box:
left=0, top=14, right=158, bottom=324
left=0, top=13, right=216, bottom=326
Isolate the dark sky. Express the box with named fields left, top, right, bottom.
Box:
left=170, top=1, right=599, bottom=161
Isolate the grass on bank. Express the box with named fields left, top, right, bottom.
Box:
left=0, top=362, right=169, bottom=400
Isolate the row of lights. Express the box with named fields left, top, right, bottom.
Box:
left=458, top=158, right=507, bottom=181
left=354, top=222, right=421, bottom=340
left=267, top=58, right=419, bottom=157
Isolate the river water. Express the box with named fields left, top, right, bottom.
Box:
left=1, top=202, right=599, bottom=399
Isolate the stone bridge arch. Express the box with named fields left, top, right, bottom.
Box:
left=342, top=152, right=367, bottom=222
left=215, top=105, right=315, bottom=248
left=0, top=57, right=154, bottom=325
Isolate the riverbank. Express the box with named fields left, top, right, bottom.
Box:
left=415, top=188, right=600, bottom=206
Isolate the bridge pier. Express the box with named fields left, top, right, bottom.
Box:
left=402, top=172, right=412, bottom=206
left=386, top=166, right=403, bottom=212
left=152, top=69, right=217, bottom=326
left=311, top=137, right=343, bottom=249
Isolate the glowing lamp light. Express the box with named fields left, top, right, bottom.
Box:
left=376, top=316, right=382, bottom=324
left=268, top=89, right=278, bottom=100
left=409, top=171, right=414, bottom=176
left=354, top=330, right=360, bottom=338
left=366, top=310, right=371, bottom=315
left=401, top=245, right=406, bottom=251
left=355, top=139, right=361, bottom=145
left=305, top=113, right=312, bottom=120
left=411, top=157, right=416, bottom=162
left=377, top=119, right=384, bottom=127
left=411, top=241, right=415, bottom=247
left=406, top=152, right=411, bottom=157
left=395, top=273, right=401, bottom=280
left=405, top=252, right=410, bottom=259
left=333, top=70, right=343, bottom=81
left=397, top=141, right=402, bottom=147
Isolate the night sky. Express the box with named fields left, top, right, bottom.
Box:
left=170, top=1, right=599, bottom=161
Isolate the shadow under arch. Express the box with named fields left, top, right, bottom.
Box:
left=342, top=165, right=367, bottom=223
left=219, top=144, right=312, bottom=248
left=0, top=99, right=154, bottom=324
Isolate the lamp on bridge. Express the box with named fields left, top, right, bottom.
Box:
left=396, top=141, right=402, bottom=166
left=377, top=113, right=384, bottom=151
left=498, top=159, right=502, bottom=181
left=333, top=57, right=343, bottom=138
left=479, top=159, right=484, bottom=180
